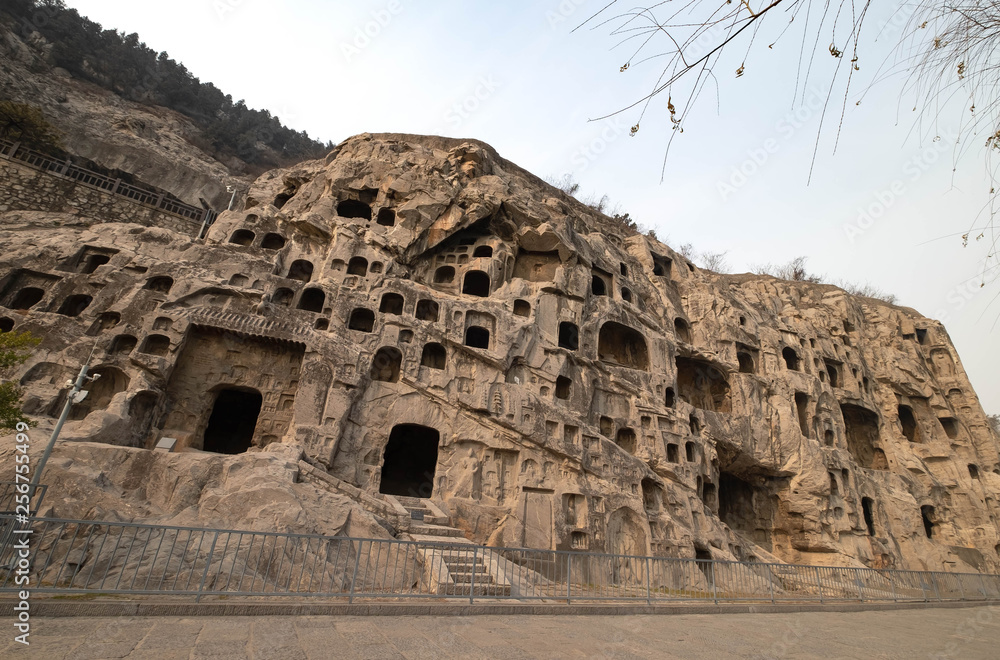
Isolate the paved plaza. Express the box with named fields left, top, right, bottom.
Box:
left=3, top=606, right=999, bottom=659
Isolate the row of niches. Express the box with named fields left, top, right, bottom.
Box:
left=779, top=343, right=874, bottom=397
left=268, top=187, right=398, bottom=228
left=0, top=269, right=176, bottom=317
left=594, top=412, right=708, bottom=463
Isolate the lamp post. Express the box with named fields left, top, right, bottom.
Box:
left=29, top=346, right=98, bottom=488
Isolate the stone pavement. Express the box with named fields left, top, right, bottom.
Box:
left=3, top=606, right=1000, bottom=659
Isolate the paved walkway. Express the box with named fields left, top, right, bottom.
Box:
left=3, top=607, right=1000, bottom=659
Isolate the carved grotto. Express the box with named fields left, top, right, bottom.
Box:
left=2, top=133, right=999, bottom=573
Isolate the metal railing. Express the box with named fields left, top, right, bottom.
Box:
left=0, top=138, right=215, bottom=225
left=2, top=514, right=999, bottom=604
left=0, top=482, right=47, bottom=517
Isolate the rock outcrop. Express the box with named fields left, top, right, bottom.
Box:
left=3, top=132, right=999, bottom=574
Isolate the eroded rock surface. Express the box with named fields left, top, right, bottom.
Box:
left=3, top=132, right=999, bottom=573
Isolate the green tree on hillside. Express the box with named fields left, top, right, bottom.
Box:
left=0, top=330, right=41, bottom=431
left=0, top=101, right=62, bottom=153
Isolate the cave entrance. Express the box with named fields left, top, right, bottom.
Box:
left=379, top=424, right=440, bottom=498
left=718, top=471, right=776, bottom=551
left=203, top=388, right=263, bottom=454
left=841, top=403, right=885, bottom=470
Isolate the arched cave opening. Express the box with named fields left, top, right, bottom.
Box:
left=379, top=424, right=440, bottom=498
left=203, top=388, right=263, bottom=454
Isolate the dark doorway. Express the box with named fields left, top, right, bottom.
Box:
left=841, top=403, right=883, bottom=469
left=558, top=322, right=579, bottom=350
left=465, top=326, right=490, bottom=349
left=82, top=254, right=111, bottom=273
left=348, top=308, right=375, bottom=332
left=555, top=376, right=571, bottom=399
left=297, top=288, right=325, bottom=312
left=229, top=229, right=255, bottom=246
left=782, top=347, right=800, bottom=370
left=379, top=424, right=440, bottom=497
left=674, top=318, right=691, bottom=343
left=203, top=388, right=263, bottom=454
left=380, top=293, right=405, bottom=315
left=57, top=294, right=93, bottom=317
left=862, top=497, right=876, bottom=536
left=347, top=257, right=369, bottom=276
left=591, top=273, right=607, bottom=296
left=416, top=299, right=439, bottom=322
left=718, top=471, right=778, bottom=550
left=421, top=343, right=446, bottom=369
left=370, top=347, right=402, bottom=383
left=8, top=288, right=44, bottom=310
left=921, top=505, right=935, bottom=539
left=261, top=233, right=286, bottom=250
left=598, top=322, right=648, bottom=370
left=338, top=199, right=372, bottom=219
left=377, top=208, right=396, bottom=226
left=898, top=405, right=920, bottom=443
left=287, top=260, right=314, bottom=282
left=462, top=270, right=490, bottom=297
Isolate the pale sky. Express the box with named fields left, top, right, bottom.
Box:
left=65, top=0, right=999, bottom=413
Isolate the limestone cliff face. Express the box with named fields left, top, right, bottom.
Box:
left=2, top=132, right=999, bottom=573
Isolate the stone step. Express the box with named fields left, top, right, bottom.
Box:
left=395, top=496, right=424, bottom=506
left=448, top=571, right=491, bottom=584
left=409, top=524, right=465, bottom=538
left=440, top=584, right=512, bottom=597
left=440, top=558, right=486, bottom=570
left=407, top=534, right=474, bottom=545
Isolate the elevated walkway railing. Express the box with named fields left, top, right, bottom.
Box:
left=0, top=138, right=215, bottom=225
left=1, top=513, right=998, bottom=604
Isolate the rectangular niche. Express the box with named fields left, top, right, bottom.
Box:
left=159, top=326, right=305, bottom=452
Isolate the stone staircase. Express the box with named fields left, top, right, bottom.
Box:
left=386, top=495, right=512, bottom=598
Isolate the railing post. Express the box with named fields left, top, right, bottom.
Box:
left=112, top=178, right=122, bottom=194
left=855, top=569, right=864, bottom=602
left=195, top=531, right=220, bottom=603
left=61, top=158, right=71, bottom=175
left=348, top=541, right=362, bottom=604
left=919, top=573, right=927, bottom=602
left=645, top=556, right=651, bottom=605
left=889, top=571, right=898, bottom=602
left=470, top=545, right=477, bottom=605
left=814, top=567, right=824, bottom=603
left=959, top=574, right=966, bottom=601
left=566, top=551, right=571, bottom=604
left=768, top=565, right=775, bottom=603
left=931, top=572, right=941, bottom=601
left=1, top=140, right=16, bottom=158
left=710, top=561, right=718, bottom=605
left=980, top=573, right=989, bottom=601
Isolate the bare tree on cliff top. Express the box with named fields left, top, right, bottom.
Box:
left=577, top=0, right=1000, bottom=288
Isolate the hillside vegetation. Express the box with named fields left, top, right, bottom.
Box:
left=2, top=0, right=332, bottom=172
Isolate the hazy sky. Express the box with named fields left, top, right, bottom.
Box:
left=64, top=0, right=999, bottom=413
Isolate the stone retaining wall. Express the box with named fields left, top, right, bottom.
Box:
left=0, top=157, right=203, bottom=236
